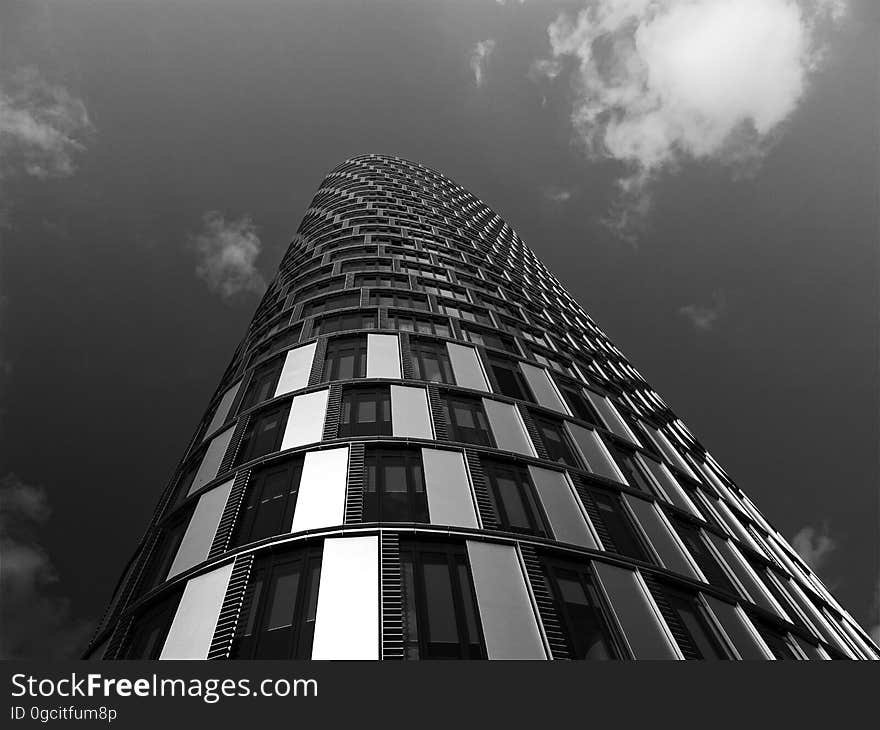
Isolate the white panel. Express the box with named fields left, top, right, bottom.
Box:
left=274, top=342, right=317, bottom=397
left=447, top=343, right=489, bottom=391
left=519, top=362, right=568, bottom=413
left=160, top=562, right=234, bottom=660
left=311, top=536, right=379, bottom=660
left=366, top=334, right=401, bottom=378
left=291, top=447, right=348, bottom=533
left=422, top=448, right=478, bottom=528
left=205, top=381, right=241, bottom=437
left=564, top=422, right=627, bottom=483
left=188, top=427, right=235, bottom=496
left=482, top=398, right=535, bottom=456
left=528, top=466, right=597, bottom=549
left=280, top=389, right=328, bottom=450
left=391, top=385, right=433, bottom=439
left=167, top=479, right=233, bottom=579
left=585, top=391, right=640, bottom=445
left=466, top=541, right=546, bottom=659
left=593, top=562, right=681, bottom=659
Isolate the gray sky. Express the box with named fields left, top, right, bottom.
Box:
left=1, top=0, right=877, bottom=657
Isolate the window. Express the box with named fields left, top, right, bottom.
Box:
left=290, top=277, right=343, bottom=304
left=233, top=459, right=304, bottom=547
left=354, top=274, right=409, bottom=289
left=232, top=546, right=323, bottom=659
left=671, top=519, right=738, bottom=595
left=410, top=338, right=454, bottom=383
left=482, top=460, right=548, bottom=537
left=368, top=291, right=429, bottom=310
left=140, top=509, right=192, bottom=591
left=437, top=302, right=492, bottom=325
left=608, top=445, right=656, bottom=495
left=235, top=401, right=290, bottom=465
left=386, top=312, right=451, bottom=338
left=486, top=355, right=531, bottom=401
left=340, top=387, right=392, bottom=437
left=300, top=291, right=360, bottom=318
left=122, top=590, right=182, bottom=659
left=442, top=395, right=493, bottom=447
left=533, top=414, right=579, bottom=467
left=754, top=620, right=799, bottom=660
left=322, top=335, right=367, bottom=381
left=554, top=379, right=600, bottom=426
left=340, top=257, right=393, bottom=273
left=400, top=541, right=484, bottom=659
left=312, top=311, right=376, bottom=335
left=660, top=584, right=729, bottom=659
left=462, top=326, right=517, bottom=354
left=248, top=323, right=303, bottom=363
left=364, top=448, right=428, bottom=522
left=239, top=357, right=284, bottom=412
left=589, top=488, right=647, bottom=561
left=421, top=283, right=468, bottom=301
left=542, top=558, right=618, bottom=660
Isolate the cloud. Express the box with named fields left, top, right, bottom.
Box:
left=470, top=39, right=496, bottom=87
left=790, top=523, right=837, bottom=573
left=0, top=67, right=93, bottom=180
left=534, top=0, right=847, bottom=239
left=191, top=212, right=267, bottom=300
left=544, top=187, right=573, bottom=203
left=679, top=290, right=727, bottom=331
left=0, top=474, right=94, bottom=659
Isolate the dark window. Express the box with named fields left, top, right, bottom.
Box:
left=661, top=585, right=729, bottom=659
left=542, top=558, right=618, bottom=660
left=462, top=326, right=517, bottom=354
left=323, top=335, right=367, bottom=381
left=671, top=519, right=738, bottom=595
left=368, top=291, right=429, bottom=310
left=554, top=379, right=600, bottom=426
left=533, top=414, right=579, bottom=467
left=232, top=546, right=322, bottom=659
left=235, top=401, right=291, bottom=466
left=387, top=312, right=451, bottom=338
left=340, top=257, right=393, bottom=273
left=300, top=291, right=360, bottom=318
left=590, top=488, right=647, bottom=561
left=364, top=448, right=428, bottom=522
left=312, top=311, right=377, bottom=335
left=240, top=357, right=284, bottom=412
left=122, top=590, right=182, bottom=659
left=400, top=541, right=484, bottom=659
left=754, top=620, right=799, bottom=660
left=410, top=338, right=454, bottom=384
left=354, top=274, right=409, bottom=289
left=232, top=458, right=304, bottom=547
left=482, top=460, right=548, bottom=537
left=340, top=387, right=392, bottom=437
left=609, top=445, right=655, bottom=495
left=442, top=395, right=493, bottom=447
left=486, top=355, right=531, bottom=401
left=290, top=277, right=343, bottom=304
left=140, top=509, right=192, bottom=591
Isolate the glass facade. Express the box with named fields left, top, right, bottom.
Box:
left=87, top=154, right=879, bottom=661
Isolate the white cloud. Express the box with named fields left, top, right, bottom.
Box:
left=679, top=290, right=726, bottom=331
left=470, top=39, right=497, bottom=88
left=544, top=188, right=573, bottom=203
left=191, top=212, right=267, bottom=300
left=0, top=474, right=94, bottom=659
left=0, top=67, right=93, bottom=180
left=535, top=0, right=847, bottom=239
left=790, top=523, right=837, bottom=573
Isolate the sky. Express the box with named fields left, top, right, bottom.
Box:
left=0, top=0, right=877, bottom=658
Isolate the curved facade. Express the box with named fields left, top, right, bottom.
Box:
left=87, top=154, right=878, bottom=661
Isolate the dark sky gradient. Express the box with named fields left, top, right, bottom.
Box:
left=1, top=0, right=877, bottom=650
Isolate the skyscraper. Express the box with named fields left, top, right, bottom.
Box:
left=86, top=154, right=878, bottom=660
